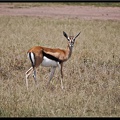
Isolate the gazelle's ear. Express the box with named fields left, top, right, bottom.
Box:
left=74, top=32, right=81, bottom=41
left=63, top=31, right=68, bottom=39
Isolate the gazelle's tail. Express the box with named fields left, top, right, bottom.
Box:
left=28, top=52, right=35, bottom=68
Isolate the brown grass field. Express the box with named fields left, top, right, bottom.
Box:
left=0, top=3, right=120, bottom=117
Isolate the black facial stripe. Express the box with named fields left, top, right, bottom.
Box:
left=42, top=51, right=62, bottom=63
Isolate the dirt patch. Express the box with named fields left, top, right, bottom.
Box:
left=0, top=4, right=120, bottom=20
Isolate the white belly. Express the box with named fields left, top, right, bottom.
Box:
left=41, top=56, right=59, bottom=67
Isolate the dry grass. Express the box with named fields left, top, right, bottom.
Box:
left=1, top=2, right=120, bottom=7
left=0, top=16, right=120, bottom=117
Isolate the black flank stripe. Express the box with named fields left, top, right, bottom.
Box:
left=42, top=51, right=62, bottom=63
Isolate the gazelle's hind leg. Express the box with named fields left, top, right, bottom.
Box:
left=25, top=67, right=38, bottom=90
left=25, top=67, right=33, bottom=90
left=47, top=66, right=56, bottom=86
left=33, top=68, right=37, bottom=85
left=26, top=51, right=43, bottom=90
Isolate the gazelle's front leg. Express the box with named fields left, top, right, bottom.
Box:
left=47, top=66, right=56, bottom=86
left=58, top=63, right=64, bottom=89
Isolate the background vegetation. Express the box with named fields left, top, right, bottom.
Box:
left=1, top=2, right=120, bottom=8
left=0, top=3, right=120, bottom=117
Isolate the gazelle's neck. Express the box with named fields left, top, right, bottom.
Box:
left=65, top=44, right=73, bottom=60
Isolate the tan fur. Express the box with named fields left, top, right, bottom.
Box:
left=27, top=46, right=70, bottom=62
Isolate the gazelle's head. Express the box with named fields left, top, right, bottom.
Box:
left=63, top=31, right=81, bottom=48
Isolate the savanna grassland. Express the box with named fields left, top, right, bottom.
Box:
left=0, top=9, right=120, bottom=117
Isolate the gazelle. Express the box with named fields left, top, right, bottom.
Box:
left=25, top=31, right=81, bottom=90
